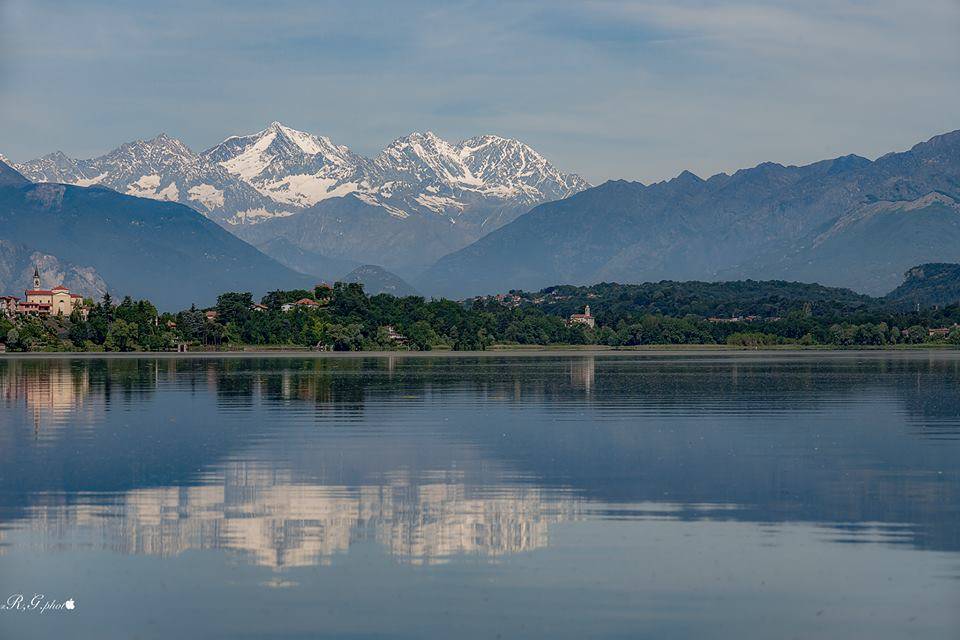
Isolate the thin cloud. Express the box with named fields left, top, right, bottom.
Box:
left=0, top=0, right=956, bottom=184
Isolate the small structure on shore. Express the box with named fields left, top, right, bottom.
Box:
left=569, top=305, right=595, bottom=329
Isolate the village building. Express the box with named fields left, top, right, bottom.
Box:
left=928, top=325, right=958, bottom=338
left=282, top=298, right=321, bottom=312
left=13, top=268, right=87, bottom=318
left=569, top=305, right=596, bottom=329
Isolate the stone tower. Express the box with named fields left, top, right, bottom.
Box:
left=32, top=265, right=41, bottom=290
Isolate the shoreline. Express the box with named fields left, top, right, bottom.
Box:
left=1, top=345, right=959, bottom=359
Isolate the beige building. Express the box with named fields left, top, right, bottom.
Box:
left=17, top=267, right=86, bottom=317
left=569, top=305, right=595, bottom=329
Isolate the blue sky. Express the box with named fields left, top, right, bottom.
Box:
left=1, top=0, right=958, bottom=183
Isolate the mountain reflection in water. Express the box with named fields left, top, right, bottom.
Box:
left=2, top=353, right=960, bottom=639
left=1, top=353, right=958, bottom=568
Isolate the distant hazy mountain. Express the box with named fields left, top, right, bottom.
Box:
left=0, top=238, right=110, bottom=300
left=733, top=192, right=960, bottom=294
left=233, top=193, right=473, bottom=273
left=422, top=130, right=960, bottom=297
left=886, top=263, right=960, bottom=308
left=0, top=169, right=314, bottom=309
left=254, top=237, right=359, bottom=281
left=339, top=265, right=419, bottom=297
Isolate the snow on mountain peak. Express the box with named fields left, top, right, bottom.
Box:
left=17, top=123, right=589, bottom=226
left=202, top=122, right=363, bottom=207
left=377, top=131, right=477, bottom=187
left=450, top=134, right=588, bottom=201
left=206, top=126, right=590, bottom=211
left=260, top=121, right=345, bottom=157
left=15, top=132, right=280, bottom=218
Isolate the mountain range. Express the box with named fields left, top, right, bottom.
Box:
left=14, top=123, right=589, bottom=271
left=4, top=127, right=960, bottom=301
left=340, top=265, right=419, bottom=297
left=423, top=130, right=960, bottom=296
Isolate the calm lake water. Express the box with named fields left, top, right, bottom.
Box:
left=0, top=352, right=958, bottom=639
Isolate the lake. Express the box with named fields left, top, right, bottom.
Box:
left=0, top=352, right=958, bottom=639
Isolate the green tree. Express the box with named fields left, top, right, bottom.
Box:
left=216, top=292, right=254, bottom=326
left=104, top=319, right=140, bottom=351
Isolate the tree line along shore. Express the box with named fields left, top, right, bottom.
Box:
left=2, top=280, right=960, bottom=353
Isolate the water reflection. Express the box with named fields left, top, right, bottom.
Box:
left=16, top=466, right=580, bottom=568
left=0, top=352, right=959, bottom=570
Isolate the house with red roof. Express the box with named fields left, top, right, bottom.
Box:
left=15, top=267, right=87, bottom=318
left=568, top=305, right=596, bottom=329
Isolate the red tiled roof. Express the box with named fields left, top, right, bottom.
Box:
left=294, top=298, right=319, bottom=305
left=25, top=289, right=53, bottom=295
left=51, top=285, right=69, bottom=291
left=70, top=294, right=82, bottom=298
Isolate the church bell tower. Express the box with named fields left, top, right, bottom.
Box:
left=32, top=266, right=41, bottom=290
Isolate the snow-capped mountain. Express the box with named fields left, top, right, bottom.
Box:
left=14, top=150, right=98, bottom=185
left=362, top=132, right=590, bottom=226
left=16, top=123, right=589, bottom=259
left=458, top=134, right=588, bottom=202
left=198, top=123, right=589, bottom=222
left=372, top=131, right=588, bottom=204
left=200, top=122, right=366, bottom=209
left=15, top=135, right=290, bottom=224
